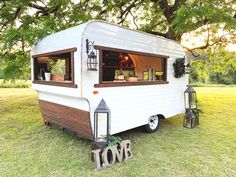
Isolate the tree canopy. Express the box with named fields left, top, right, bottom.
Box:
left=0, top=0, right=235, bottom=80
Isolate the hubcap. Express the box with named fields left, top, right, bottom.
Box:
left=149, top=116, right=159, bottom=130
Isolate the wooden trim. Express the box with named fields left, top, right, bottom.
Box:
left=94, top=45, right=169, bottom=59
left=32, top=47, right=77, bottom=58
left=39, top=100, right=93, bottom=140
left=33, top=58, right=37, bottom=80
left=97, top=47, right=169, bottom=86
left=94, top=80, right=169, bottom=88
left=65, top=59, right=70, bottom=80
left=164, top=58, right=168, bottom=81
left=32, top=48, right=76, bottom=87
left=71, top=51, right=75, bottom=83
left=33, top=80, right=77, bottom=88
left=99, top=50, right=103, bottom=84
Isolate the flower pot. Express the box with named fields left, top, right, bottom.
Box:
left=156, top=75, right=163, bottom=80
left=44, top=72, right=51, bottom=81
left=51, top=74, right=64, bottom=81
left=125, top=77, right=138, bottom=82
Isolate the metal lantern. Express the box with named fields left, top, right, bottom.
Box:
left=87, top=51, right=98, bottom=71
left=86, top=39, right=98, bottom=71
left=183, top=109, right=196, bottom=128
left=184, top=85, right=199, bottom=126
left=94, top=99, right=110, bottom=145
left=184, top=85, right=197, bottom=110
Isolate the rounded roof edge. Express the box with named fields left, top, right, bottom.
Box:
left=33, top=20, right=181, bottom=46
left=85, top=20, right=181, bottom=46
left=31, top=20, right=183, bottom=54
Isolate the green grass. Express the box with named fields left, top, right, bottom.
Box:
left=0, top=87, right=236, bottom=177
left=0, top=79, right=31, bottom=88
left=190, top=82, right=236, bottom=87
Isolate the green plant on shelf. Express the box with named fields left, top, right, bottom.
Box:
left=155, top=71, right=163, bottom=76
left=108, top=135, right=122, bottom=148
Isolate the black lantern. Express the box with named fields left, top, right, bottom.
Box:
left=94, top=99, right=110, bottom=145
left=86, top=39, right=98, bottom=71
left=184, top=85, right=197, bottom=110
left=184, top=85, right=199, bottom=126
left=183, top=109, right=196, bottom=128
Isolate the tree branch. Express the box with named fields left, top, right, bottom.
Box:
left=29, top=2, right=61, bottom=16
left=182, top=34, right=227, bottom=57
left=117, top=1, right=139, bottom=25
left=171, top=0, right=187, bottom=13
left=151, top=0, right=172, bottom=23
left=150, top=0, right=186, bottom=40
left=0, top=1, right=6, bottom=11
left=148, top=31, right=169, bottom=38
left=28, top=3, right=46, bottom=12
left=0, top=6, right=22, bottom=33
left=130, top=10, right=138, bottom=29
left=77, top=0, right=90, bottom=11
left=144, top=19, right=169, bottom=38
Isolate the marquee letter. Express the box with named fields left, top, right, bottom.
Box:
left=92, top=149, right=102, bottom=170
left=102, top=146, right=116, bottom=167
left=114, top=143, right=124, bottom=162
left=121, top=140, right=133, bottom=160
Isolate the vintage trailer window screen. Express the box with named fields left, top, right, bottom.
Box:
left=32, top=48, right=77, bottom=88
left=95, top=46, right=169, bottom=87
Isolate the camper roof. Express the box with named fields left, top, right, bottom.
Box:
left=31, top=20, right=184, bottom=57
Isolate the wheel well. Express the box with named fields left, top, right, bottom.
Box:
left=157, top=114, right=165, bottom=119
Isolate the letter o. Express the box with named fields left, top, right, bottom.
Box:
left=102, top=146, right=116, bottom=167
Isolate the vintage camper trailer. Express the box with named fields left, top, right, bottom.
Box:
left=31, top=20, right=188, bottom=141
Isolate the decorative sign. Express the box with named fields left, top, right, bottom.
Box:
left=92, top=140, right=132, bottom=170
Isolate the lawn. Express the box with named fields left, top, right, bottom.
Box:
left=0, top=80, right=31, bottom=88
left=0, top=87, right=236, bottom=177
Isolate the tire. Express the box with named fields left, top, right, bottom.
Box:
left=145, top=115, right=160, bottom=133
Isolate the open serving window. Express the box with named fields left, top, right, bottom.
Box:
left=32, top=48, right=77, bottom=88
left=95, top=46, right=169, bottom=87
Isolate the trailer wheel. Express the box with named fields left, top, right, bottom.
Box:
left=145, top=115, right=160, bottom=133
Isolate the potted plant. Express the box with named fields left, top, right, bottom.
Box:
left=44, top=69, right=51, bottom=81
left=155, top=71, right=163, bottom=80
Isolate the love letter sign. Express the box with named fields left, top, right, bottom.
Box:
left=92, top=140, right=132, bottom=170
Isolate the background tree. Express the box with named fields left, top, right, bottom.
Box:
left=0, top=0, right=235, bottom=82
left=190, top=47, right=236, bottom=84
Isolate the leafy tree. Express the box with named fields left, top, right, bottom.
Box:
left=0, top=0, right=235, bottom=80
left=0, top=60, right=3, bottom=79
left=190, top=48, right=236, bottom=84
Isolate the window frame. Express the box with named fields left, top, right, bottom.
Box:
left=94, top=45, right=169, bottom=88
left=32, top=48, right=77, bottom=88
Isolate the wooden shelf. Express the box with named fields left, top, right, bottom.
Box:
left=102, top=56, right=120, bottom=59
left=33, top=80, right=77, bottom=88
left=102, top=66, right=135, bottom=69
left=94, top=80, right=169, bottom=88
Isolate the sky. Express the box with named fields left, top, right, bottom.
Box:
left=226, top=44, right=236, bottom=51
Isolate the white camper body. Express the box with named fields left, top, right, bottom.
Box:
left=31, top=21, right=188, bottom=140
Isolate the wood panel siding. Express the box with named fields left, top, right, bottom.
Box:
left=39, top=100, right=93, bottom=140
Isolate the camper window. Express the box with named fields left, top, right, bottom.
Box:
left=95, top=47, right=168, bottom=87
left=32, top=48, right=77, bottom=88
